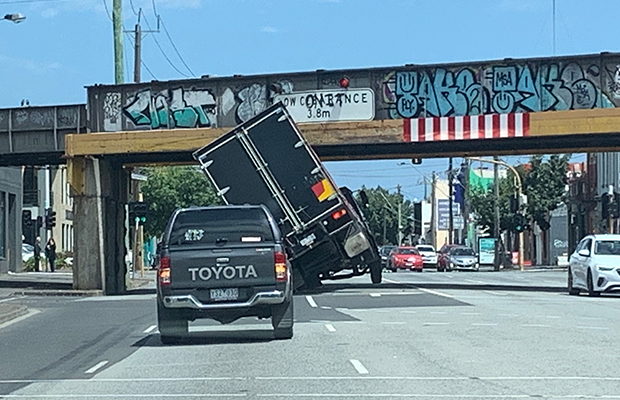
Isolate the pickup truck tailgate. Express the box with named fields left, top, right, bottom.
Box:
left=169, top=245, right=277, bottom=290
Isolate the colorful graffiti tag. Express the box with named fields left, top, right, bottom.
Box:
left=123, top=88, right=217, bottom=129
left=384, top=62, right=619, bottom=118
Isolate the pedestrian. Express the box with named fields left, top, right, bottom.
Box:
left=33, top=237, right=42, bottom=272
left=45, top=237, right=57, bottom=273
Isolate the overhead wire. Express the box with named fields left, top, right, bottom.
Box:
left=150, top=0, right=195, bottom=77
left=141, top=11, right=190, bottom=78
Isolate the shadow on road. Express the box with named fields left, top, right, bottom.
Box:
left=299, top=281, right=566, bottom=295
left=135, top=329, right=280, bottom=347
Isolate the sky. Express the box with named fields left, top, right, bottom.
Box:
left=0, top=0, right=613, bottom=200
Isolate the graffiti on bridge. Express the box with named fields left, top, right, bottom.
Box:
left=384, top=62, right=619, bottom=118
left=123, top=88, right=217, bottom=129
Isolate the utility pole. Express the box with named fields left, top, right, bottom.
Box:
left=448, top=157, right=454, bottom=245
left=493, top=156, right=501, bottom=271
left=113, top=0, right=124, bottom=84
left=430, top=172, right=437, bottom=249
left=397, top=185, right=403, bottom=246
left=462, top=159, right=470, bottom=246
left=133, top=21, right=141, bottom=83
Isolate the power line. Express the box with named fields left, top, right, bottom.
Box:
left=159, top=17, right=195, bottom=77
left=128, top=0, right=139, bottom=16
left=101, top=0, right=112, bottom=21
left=141, top=12, right=190, bottom=78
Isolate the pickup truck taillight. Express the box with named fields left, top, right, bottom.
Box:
left=159, top=256, right=171, bottom=285
left=275, top=251, right=287, bottom=282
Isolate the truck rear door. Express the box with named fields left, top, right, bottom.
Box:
left=165, top=208, right=278, bottom=299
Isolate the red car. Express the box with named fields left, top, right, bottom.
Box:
left=389, top=247, right=424, bottom=272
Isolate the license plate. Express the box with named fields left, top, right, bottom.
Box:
left=210, top=288, right=239, bottom=301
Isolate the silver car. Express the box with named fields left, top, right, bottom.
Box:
left=447, top=246, right=479, bottom=271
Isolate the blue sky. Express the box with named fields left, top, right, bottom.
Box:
left=0, top=0, right=611, bottom=199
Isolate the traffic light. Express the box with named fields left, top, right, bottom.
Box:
left=512, top=213, right=526, bottom=233
left=22, top=210, right=33, bottom=227
left=413, top=202, right=422, bottom=235
left=601, top=193, right=617, bottom=219
left=129, top=201, right=149, bottom=226
left=509, top=194, right=518, bottom=213
left=45, top=208, right=56, bottom=229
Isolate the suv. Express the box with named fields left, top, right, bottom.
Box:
left=156, top=205, right=293, bottom=343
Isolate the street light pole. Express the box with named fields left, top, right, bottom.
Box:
left=468, top=157, right=524, bottom=271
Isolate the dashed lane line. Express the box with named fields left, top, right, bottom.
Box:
left=325, top=324, right=336, bottom=332
left=305, top=295, right=318, bottom=308
left=417, top=288, right=454, bottom=298
left=349, top=359, right=369, bottom=375
left=143, top=325, right=157, bottom=334
left=85, top=361, right=109, bottom=374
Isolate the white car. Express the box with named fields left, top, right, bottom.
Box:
left=568, top=234, right=620, bottom=296
left=416, top=244, right=438, bottom=267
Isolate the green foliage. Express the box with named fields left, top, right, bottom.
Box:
left=468, top=155, right=569, bottom=234
left=468, top=176, right=514, bottom=234
left=524, top=154, right=570, bottom=229
left=354, top=186, right=413, bottom=246
left=141, top=166, right=222, bottom=237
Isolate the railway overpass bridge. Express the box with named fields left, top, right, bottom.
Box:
left=5, top=52, right=620, bottom=293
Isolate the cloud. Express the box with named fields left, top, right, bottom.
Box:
left=261, top=26, right=278, bottom=33
left=0, top=55, right=61, bottom=74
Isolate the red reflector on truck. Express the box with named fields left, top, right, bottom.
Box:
left=275, top=251, right=287, bottom=282
left=159, top=256, right=171, bottom=285
left=332, top=209, right=347, bottom=220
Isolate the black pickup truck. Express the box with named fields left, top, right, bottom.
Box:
left=156, top=204, right=293, bottom=343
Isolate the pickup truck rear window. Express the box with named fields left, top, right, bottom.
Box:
left=169, top=208, right=275, bottom=246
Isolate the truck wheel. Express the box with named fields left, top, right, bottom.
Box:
left=272, top=298, right=294, bottom=340
left=157, top=301, right=188, bottom=344
left=370, top=261, right=382, bottom=284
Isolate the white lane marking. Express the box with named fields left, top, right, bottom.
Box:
left=305, top=295, right=318, bottom=308
left=498, top=313, right=519, bottom=317
left=417, top=288, right=453, bottom=298
left=325, top=324, right=336, bottom=332
left=0, top=395, right=246, bottom=398
left=577, top=326, right=609, bottom=330
left=0, top=296, right=22, bottom=303
left=0, top=309, right=40, bottom=331
left=349, top=359, right=369, bottom=375
left=471, top=323, right=498, bottom=326
left=320, top=306, right=332, bottom=310
left=423, top=322, right=450, bottom=326
left=143, top=325, right=157, bottom=334
left=369, top=293, right=381, bottom=297
left=543, top=315, right=561, bottom=319
left=381, top=322, right=406, bottom=325
left=85, top=361, right=109, bottom=374
left=466, top=279, right=485, bottom=284
left=522, top=324, right=550, bottom=328
left=483, top=290, right=507, bottom=296
left=581, top=316, right=604, bottom=320
left=430, top=311, right=446, bottom=315
left=253, top=376, right=620, bottom=381
left=382, top=278, right=399, bottom=284
left=461, top=312, right=480, bottom=316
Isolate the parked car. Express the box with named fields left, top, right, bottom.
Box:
left=415, top=244, right=437, bottom=268
left=438, top=246, right=478, bottom=271
left=379, top=245, right=397, bottom=269
left=568, top=234, right=620, bottom=296
left=389, top=247, right=424, bottom=272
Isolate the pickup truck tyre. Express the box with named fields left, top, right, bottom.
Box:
left=272, top=298, right=294, bottom=340
left=370, top=261, right=382, bottom=284
left=157, top=301, right=188, bottom=344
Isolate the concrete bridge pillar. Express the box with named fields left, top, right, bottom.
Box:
left=68, top=156, right=129, bottom=294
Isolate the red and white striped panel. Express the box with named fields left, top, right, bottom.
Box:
left=403, top=113, right=530, bottom=142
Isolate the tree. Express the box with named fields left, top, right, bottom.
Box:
left=524, top=154, right=570, bottom=228
left=468, top=176, right=515, bottom=234
left=354, top=186, right=413, bottom=246
left=141, top=166, right=222, bottom=237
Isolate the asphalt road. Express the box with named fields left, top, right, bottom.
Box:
left=1, top=270, right=619, bottom=399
